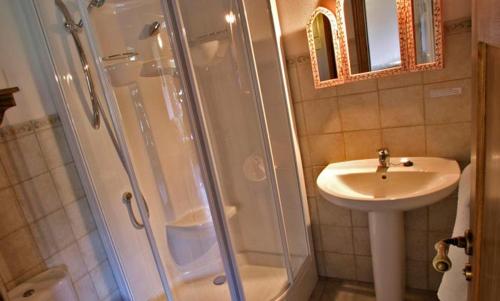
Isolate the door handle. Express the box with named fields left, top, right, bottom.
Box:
left=122, top=192, right=150, bottom=230
left=432, top=230, right=473, bottom=273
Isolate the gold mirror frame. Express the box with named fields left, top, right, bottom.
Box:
left=307, top=0, right=444, bottom=88
left=306, top=7, right=345, bottom=88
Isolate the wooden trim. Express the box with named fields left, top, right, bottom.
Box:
left=470, top=41, right=487, bottom=301
left=0, top=87, right=19, bottom=125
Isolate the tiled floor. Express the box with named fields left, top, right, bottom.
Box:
left=310, top=278, right=439, bottom=301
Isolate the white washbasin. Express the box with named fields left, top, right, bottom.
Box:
left=317, top=157, right=461, bottom=211
left=316, top=156, right=461, bottom=301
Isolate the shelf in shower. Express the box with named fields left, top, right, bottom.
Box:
left=166, top=206, right=237, bottom=230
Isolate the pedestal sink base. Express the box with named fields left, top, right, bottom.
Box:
left=369, top=211, right=405, bottom=301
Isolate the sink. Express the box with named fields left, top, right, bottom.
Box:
left=316, top=157, right=461, bottom=301
left=317, top=157, right=460, bottom=211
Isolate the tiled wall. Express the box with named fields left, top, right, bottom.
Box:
left=0, top=115, right=120, bottom=301
left=287, top=19, right=472, bottom=291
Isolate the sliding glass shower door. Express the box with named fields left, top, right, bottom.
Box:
left=36, top=0, right=310, bottom=299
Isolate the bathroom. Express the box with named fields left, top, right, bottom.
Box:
left=0, top=0, right=499, bottom=300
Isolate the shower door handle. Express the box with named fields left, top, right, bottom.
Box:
left=122, top=192, right=150, bottom=230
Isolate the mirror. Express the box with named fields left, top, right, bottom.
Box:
left=309, top=10, right=339, bottom=81
left=306, top=0, right=444, bottom=88
left=344, top=0, right=402, bottom=74
left=413, top=0, right=436, bottom=65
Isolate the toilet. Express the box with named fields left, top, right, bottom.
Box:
left=437, top=165, right=471, bottom=301
left=7, top=266, right=78, bottom=301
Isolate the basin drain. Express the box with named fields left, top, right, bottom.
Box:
left=213, top=275, right=226, bottom=285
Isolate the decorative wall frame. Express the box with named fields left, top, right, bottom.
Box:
left=307, top=0, right=444, bottom=88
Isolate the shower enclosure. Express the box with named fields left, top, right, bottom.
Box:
left=31, top=0, right=314, bottom=300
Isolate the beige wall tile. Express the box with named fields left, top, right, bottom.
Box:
left=379, top=86, right=424, bottom=128
left=292, top=103, right=307, bottom=136
left=303, top=98, right=342, bottom=134
left=406, top=231, right=428, bottom=261
left=312, top=224, right=323, bottom=252
left=355, top=255, right=373, bottom=283
left=351, top=210, right=369, bottom=227
left=286, top=62, right=302, bottom=103
left=338, top=92, right=380, bottom=131
left=65, top=198, right=97, bottom=239
left=30, top=209, right=75, bottom=259
left=303, top=167, right=315, bottom=197
left=344, top=130, right=382, bottom=160
left=14, top=173, right=62, bottom=223
left=353, top=228, right=371, bottom=256
left=378, top=72, right=423, bottom=90
left=317, top=197, right=352, bottom=226
left=315, top=252, right=327, bottom=276
left=0, top=163, right=9, bottom=190
left=424, top=79, right=471, bottom=124
left=382, top=126, right=426, bottom=157
left=298, top=137, right=311, bottom=167
left=405, top=207, right=428, bottom=231
left=90, top=260, right=118, bottom=300
left=320, top=225, right=354, bottom=254
left=426, top=123, right=471, bottom=162
left=0, top=135, right=47, bottom=184
left=308, top=197, right=319, bottom=225
left=428, top=265, right=444, bottom=291
left=308, top=134, right=345, bottom=165
left=103, top=290, right=121, bottom=301
left=78, top=231, right=107, bottom=272
left=406, top=260, right=428, bottom=290
left=323, top=253, right=356, bottom=280
left=423, top=32, right=471, bottom=83
left=36, top=126, right=72, bottom=169
left=337, top=79, right=378, bottom=96
left=75, top=274, right=100, bottom=301
left=296, top=59, right=337, bottom=101
left=0, top=227, right=43, bottom=282
left=45, top=243, right=87, bottom=282
left=0, top=188, right=26, bottom=238
left=51, top=163, right=85, bottom=205
left=429, top=195, right=457, bottom=231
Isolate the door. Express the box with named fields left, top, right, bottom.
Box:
left=469, top=0, right=500, bottom=299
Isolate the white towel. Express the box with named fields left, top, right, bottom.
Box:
left=437, top=164, right=471, bottom=301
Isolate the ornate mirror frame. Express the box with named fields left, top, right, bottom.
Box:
left=306, top=7, right=345, bottom=88
left=307, top=0, right=444, bottom=88
left=406, top=0, right=444, bottom=71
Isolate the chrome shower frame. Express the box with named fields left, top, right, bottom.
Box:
left=53, top=0, right=314, bottom=299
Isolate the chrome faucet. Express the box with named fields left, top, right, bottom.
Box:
left=377, top=148, right=390, bottom=168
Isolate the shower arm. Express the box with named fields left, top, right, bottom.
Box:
left=55, top=0, right=150, bottom=230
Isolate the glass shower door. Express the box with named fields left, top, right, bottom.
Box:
left=76, top=0, right=240, bottom=300
left=173, top=0, right=296, bottom=299
left=58, top=0, right=308, bottom=299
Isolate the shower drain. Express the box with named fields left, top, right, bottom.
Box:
left=213, top=275, right=226, bottom=285
left=22, top=289, right=35, bottom=298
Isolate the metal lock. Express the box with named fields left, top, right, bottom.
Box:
left=463, top=263, right=473, bottom=281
